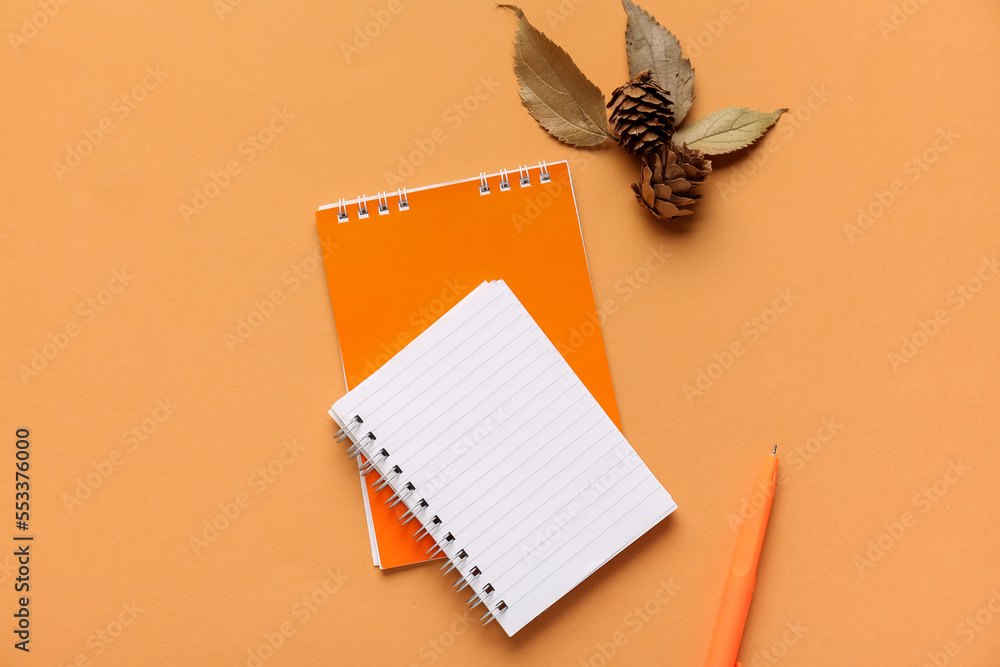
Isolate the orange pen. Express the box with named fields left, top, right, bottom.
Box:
left=705, top=446, right=778, bottom=667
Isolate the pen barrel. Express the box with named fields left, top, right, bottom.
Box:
left=704, top=584, right=754, bottom=667
left=728, top=456, right=777, bottom=589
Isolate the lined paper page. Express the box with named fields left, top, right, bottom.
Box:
left=331, top=280, right=676, bottom=636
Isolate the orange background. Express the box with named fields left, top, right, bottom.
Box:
left=2, top=0, right=999, bottom=665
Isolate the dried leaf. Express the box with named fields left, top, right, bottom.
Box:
left=499, top=4, right=610, bottom=147
left=673, top=107, right=787, bottom=155
left=622, top=0, right=695, bottom=123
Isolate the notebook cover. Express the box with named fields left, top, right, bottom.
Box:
left=316, top=161, right=620, bottom=568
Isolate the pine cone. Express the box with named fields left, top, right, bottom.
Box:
left=607, top=70, right=674, bottom=155
left=632, top=143, right=712, bottom=219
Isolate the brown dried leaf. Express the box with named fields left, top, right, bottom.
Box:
left=673, top=107, right=786, bottom=154
left=622, top=0, right=695, bottom=123
left=500, top=4, right=610, bottom=147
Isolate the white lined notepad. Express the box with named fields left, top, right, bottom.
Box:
left=330, top=280, right=676, bottom=635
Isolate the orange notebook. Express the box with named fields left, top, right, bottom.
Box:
left=316, top=161, right=620, bottom=569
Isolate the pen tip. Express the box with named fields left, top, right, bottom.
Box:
left=771, top=445, right=777, bottom=455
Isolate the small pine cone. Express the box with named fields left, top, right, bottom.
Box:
left=631, top=143, right=712, bottom=219
left=607, top=70, right=674, bottom=155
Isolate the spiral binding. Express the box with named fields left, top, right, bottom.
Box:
left=359, top=448, right=388, bottom=475
left=331, top=161, right=553, bottom=225
left=337, top=411, right=511, bottom=626
left=334, top=415, right=363, bottom=441
left=371, top=465, right=401, bottom=492
left=326, top=158, right=554, bottom=627
left=539, top=160, right=551, bottom=182
left=412, top=515, right=441, bottom=540
left=426, top=532, right=453, bottom=558
left=337, top=412, right=509, bottom=628
left=386, top=481, right=414, bottom=509
left=518, top=165, right=531, bottom=187
left=453, top=565, right=480, bottom=592
left=346, top=431, right=373, bottom=459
